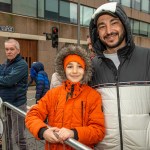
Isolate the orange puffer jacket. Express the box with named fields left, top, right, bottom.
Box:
left=25, top=81, right=105, bottom=150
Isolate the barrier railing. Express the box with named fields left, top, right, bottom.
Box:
left=0, top=100, right=92, bottom=150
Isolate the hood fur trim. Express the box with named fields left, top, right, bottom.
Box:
left=55, top=45, right=92, bottom=84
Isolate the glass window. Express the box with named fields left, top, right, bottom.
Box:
left=45, top=0, right=58, bottom=21
left=0, top=0, right=10, bottom=2
left=80, top=5, right=83, bottom=25
left=129, top=18, right=133, bottom=33
left=38, top=0, right=44, bottom=18
left=141, top=0, right=149, bottom=13
left=121, top=0, right=131, bottom=7
left=148, top=24, right=150, bottom=38
left=70, top=3, right=77, bottom=24
left=0, top=0, right=11, bottom=12
left=133, top=20, right=140, bottom=34
left=132, top=0, right=141, bottom=10
left=81, top=6, right=94, bottom=26
left=13, top=0, right=36, bottom=17
left=140, top=22, right=148, bottom=36
left=59, top=1, right=70, bottom=23
left=109, top=0, right=120, bottom=2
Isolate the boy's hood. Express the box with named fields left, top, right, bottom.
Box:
left=55, top=45, right=92, bottom=84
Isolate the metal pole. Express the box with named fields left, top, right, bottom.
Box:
left=77, top=0, right=80, bottom=46
left=2, top=102, right=92, bottom=150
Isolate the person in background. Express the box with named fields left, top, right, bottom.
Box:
left=0, top=39, right=28, bottom=150
left=87, top=35, right=95, bottom=59
left=89, top=2, right=150, bottom=150
left=25, top=44, right=105, bottom=150
left=29, top=62, right=50, bottom=103
left=50, top=72, right=62, bottom=89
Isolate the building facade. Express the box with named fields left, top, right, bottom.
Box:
left=0, top=0, right=150, bottom=79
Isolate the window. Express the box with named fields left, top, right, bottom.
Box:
left=13, top=0, right=36, bottom=17
left=121, top=0, right=131, bottom=7
left=0, top=0, right=11, bottom=12
left=38, top=0, right=44, bottom=18
left=141, top=0, right=149, bottom=13
left=70, top=3, right=77, bottom=24
left=140, top=22, right=148, bottom=36
left=59, top=1, right=77, bottom=24
left=148, top=24, right=150, bottom=38
left=109, top=0, right=120, bottom=2
left=59, top=1, right=70, bottom=23
left=45, top=0, right=58, bottom=21
left=132, top=0, right=141, bottom=10
left=129, top=18, right=133, bottom=33
left=133, top=20, right=140, bottom=34
left=81, top=6, right=94, bottom=26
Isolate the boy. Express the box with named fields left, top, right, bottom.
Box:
left=25, top=45, right=105, bottom=150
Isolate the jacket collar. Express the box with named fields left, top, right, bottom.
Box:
left=7, top=54, right=22, bottom=63
left=63, top=80, right=85, bottom=99
left=97, top=39, right=135, bottom=60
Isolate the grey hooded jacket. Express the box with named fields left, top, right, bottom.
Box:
left=89, top=2, right=150, bottom=150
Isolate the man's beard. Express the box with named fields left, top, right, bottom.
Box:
left=101, top=31, right=125, bottom=49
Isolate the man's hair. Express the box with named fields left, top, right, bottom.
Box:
left=5, top=39, right=20, bottom=50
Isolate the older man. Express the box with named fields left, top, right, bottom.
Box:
left=0, top=39, right=28, bottom=150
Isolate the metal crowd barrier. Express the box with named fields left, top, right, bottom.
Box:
left=0, top=99, right=92, bottom=150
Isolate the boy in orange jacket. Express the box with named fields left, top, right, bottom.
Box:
left=25, top=45, right=105, bottom=150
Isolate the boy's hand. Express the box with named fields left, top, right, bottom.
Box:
left=57, top=128, right=74, bottom=142
left=43, top=127, right=60, bottom=143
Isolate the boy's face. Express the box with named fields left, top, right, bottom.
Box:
left=65, top=62, right=84, bottom=83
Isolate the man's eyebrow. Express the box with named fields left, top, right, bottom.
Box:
left=110, top=18, right=120, bottom=22
left=97, top=17, right=120, bottom=27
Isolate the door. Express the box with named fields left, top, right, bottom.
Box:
left=17, top=39, right=38, bottom=84
left=15, top=39, right=38, bottom=73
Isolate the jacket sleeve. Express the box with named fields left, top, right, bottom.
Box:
left=25, top=90, right=52, bottom=139
left=74, top=89, right=105, bottom=145
left=35, top=73, right=45, bottom=100
left=0, top=61, right=28, bottom=87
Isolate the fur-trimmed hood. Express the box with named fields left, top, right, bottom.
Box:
left=55, top=45, right=92, bottom=84
left=89, top=2, right=135, bottom=57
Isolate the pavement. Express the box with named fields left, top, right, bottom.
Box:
left=27, top=86, right=36, bottom=107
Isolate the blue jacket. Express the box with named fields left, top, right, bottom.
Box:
left=29, top=62, right=50, bottom=101
left=0, top=54, right=28, bottom=107
left=35, top=71, right=50, bottom=101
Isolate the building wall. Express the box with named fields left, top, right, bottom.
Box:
left=0, top=0, right=150, bottom=80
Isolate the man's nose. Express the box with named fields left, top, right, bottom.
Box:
left=106, top=24, right=112, bottom=34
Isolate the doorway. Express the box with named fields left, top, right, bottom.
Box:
left=16, top=39, right=38, bottom=72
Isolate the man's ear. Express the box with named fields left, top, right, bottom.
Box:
left=17, top=49, right=20, bottom=54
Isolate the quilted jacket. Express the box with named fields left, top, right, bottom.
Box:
left=0, top=54, right=28, bottom=106
left=89, top=2, right=150, bottom=150
left=25, top=45, right=105, bottom=150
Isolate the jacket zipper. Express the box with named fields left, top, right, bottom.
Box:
left=116, top=69, right=123, bottom=150
left=81, top=101, right=84, bottom=126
